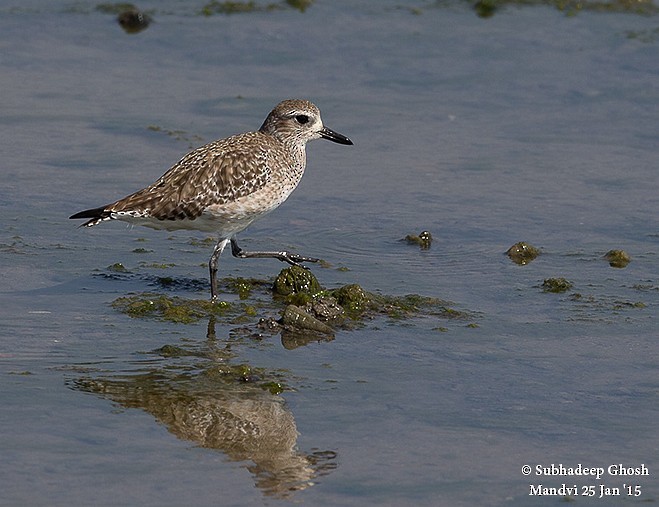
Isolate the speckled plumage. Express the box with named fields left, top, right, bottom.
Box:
left=70, top=99, right=353, bottom=300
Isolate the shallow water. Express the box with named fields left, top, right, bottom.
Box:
left=1, top=1, right=658, bottom=506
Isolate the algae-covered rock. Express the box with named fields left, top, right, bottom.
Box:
left=96, top=3, right=151, bottom=33
left=604, top=249, right=631, bottom=268
left=330, top=284, right=371, bottom=316
left=286, top=0, right=313, bottom=12
left=303, top=296, right=345, bottom=324
left=404, top=230, right=433, bottom=249
left=542, top=278, right=573, bottom=293
left=273, top=265, right=322, bottom=296
left=474, top=0, right=498, bottom=17
left=280, top=305, right=334, bottom=335
left=109, top=269, right=475, bottom=335
left=506, top=242, right=540, bottom=265
left=117, top=7, right=151, bottom=33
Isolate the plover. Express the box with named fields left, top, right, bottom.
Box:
left=70, top=99, right=353, bottom=300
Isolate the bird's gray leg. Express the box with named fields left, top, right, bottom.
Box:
left=230, top=238, right=320, bottom=266
left=209, top=238, right=229, bottom=301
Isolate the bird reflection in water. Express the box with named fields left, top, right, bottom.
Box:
left=69, top=316, right=337, bottom=498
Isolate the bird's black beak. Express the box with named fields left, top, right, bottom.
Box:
left=320, top=126, right=353, bottom=145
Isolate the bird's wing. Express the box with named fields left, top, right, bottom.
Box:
left=109, top=134, right=273, bottom=221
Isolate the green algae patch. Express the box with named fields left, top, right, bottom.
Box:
left=203, top=361, right=289, bottom=393
left=261, top=381, right=284, bottom=395
left=107, top=262, right=128, bottom=273
left=375, top=293, right=473, bottom=323
left=330, top=284, right=371, bottom=317
left=273, top=265, right=322, bottom=296
left=223, top=276, right=272, bottom=300
left=567, top=292, right=648, bottom=323
left=271, top=266, right=474, bottom=329
left=110, top=268, right=477, bottom=333
left=200, top=1, right=259, bottom=15
left=152, top=344, right=206, bottom=358
left=466, top=0, right=659, bottom=16
left=286, top=0, right=313, bottom=12
left=112, top=293, right=231, bottom=323
left=199, top=0, right=313, bottom=15
left=506, top=242, right=540, bottom=265
left=404, top=230, right=433, bottom=250
left=604, top=249, right=631, bottom=268
left=189, top=236, right=217, bottom=247
left=200, top=1, right=278, bottom=15
left=542, top=278, right=573, bottom=293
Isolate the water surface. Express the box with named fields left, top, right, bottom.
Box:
left=1, top=1, right=657, bottom=506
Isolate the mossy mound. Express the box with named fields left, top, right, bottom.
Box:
left=330, top=284, right=371, bottom=317
left=404, top=231, right=433, bottom=250
left=273, top=265, right=323, bottom=296
left=276, top=269, right=473, bottom=329
left=542, top=278, right=573, bottom=293
left=604, top=249, right=631, bottom=268
left=110, top=267, right=476, bottom=333
left=506, top=242, right=540, bottom=265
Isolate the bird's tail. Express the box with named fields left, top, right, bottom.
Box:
left=69, top=205, right=112, bottom=227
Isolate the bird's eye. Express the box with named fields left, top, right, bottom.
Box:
left=295, top=115, right=310, bottom=124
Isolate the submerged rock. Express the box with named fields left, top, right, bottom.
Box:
left=604, top=249, right=631, bottom=268
left=280, top=305, right=333, bottom=335
left=542, top=278, right=573, bottom=293
left=474, top=0, right=498, bottom=17
left=506, top=242, right=540, bottom=265
left=404, top=230, right=433, bottom=249
left=117, top=7, right=151, bottom=33
left=303, top=296, right=345, bottom=325
left=107, top=262, right=128, bottom=273
left=96, top=4, right=151, bottom=33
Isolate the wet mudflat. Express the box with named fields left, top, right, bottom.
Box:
left=1, top=1, right=657, bottom=506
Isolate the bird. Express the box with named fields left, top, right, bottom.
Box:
left=70, top=99, right=353, bottom=301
